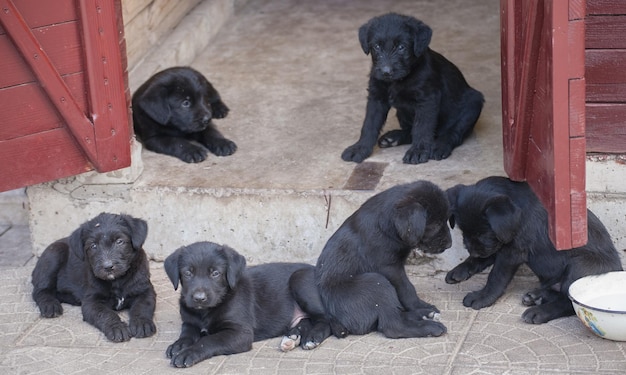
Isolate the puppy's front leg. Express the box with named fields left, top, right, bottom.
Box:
left=82, top=298, right=130, bottom=342
left=128, top=289, right=157, bottom=338
left=342, top=82, right=391, bottom=163
left=198, top=125, right=237, bottom=156
left=382, top=267, right=438, bottom=314
left=403, top=99, right=439, bottom=164
left=166, top=322, right=202, bottom=360
left=168, top=325, right=253, bottom=368
left=463, top=256, right=520, bottom=309
left=142, top=136, right=208, bottom=163
left=445, top=255, right=496, bottom=284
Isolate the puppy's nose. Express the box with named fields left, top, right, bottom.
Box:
left=201, top=114, right=211, bottom=125
left=381, top=66, right=393, bottom=77
left=103, top=261, right=114, bottom=272
left=193, top=291, right=207, bottom=302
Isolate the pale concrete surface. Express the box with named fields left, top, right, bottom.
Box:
left=1, top=261, right=625, bottom=374
left=4, top=0, right=626, bottom=373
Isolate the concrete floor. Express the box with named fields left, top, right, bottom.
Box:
left=27, top=0, right=505, bottom=268
left=3, top=0, right=626, bottom=373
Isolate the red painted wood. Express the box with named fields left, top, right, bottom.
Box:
left=0, top=74, right=87, bottom=141
left=587, top=0, right=626, bottom=15
left=77, top=0, right=132, bottom=172
left=586, top=15, right=626, bottom=48
left=586, top=103, right=626, bottom=152
left=585, top=50, right=626, bottom=84
left=0, top=22, right=83, bottom=88
left=0, top=0, right=98, bottom=165
left=0, top=0, right=131, bottom=192
left=0, top=129, right=91, bottom=192
left=586, top=83, right=626, bottom=103
left=501, top=0, right=587, bottom=250
left=0, top=0, right=76, bottom=33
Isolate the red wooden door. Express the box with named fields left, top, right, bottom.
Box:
left=500, top=0, right=587, bottom=249
left=0, top=0, right=131, bottom=192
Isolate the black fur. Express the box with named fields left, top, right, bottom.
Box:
left=164, top=242, right=331, bottom=368
left=31, top=213, right=156, bottom=342
left=132, top=66, right=236, bottom=163
left=445, top=176, right=623, bottom=323
left=342, top=13, right=484, bottom=164
left=315, top=180, right=451, bottom=339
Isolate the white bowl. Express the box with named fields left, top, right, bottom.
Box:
left=568, top=271, right=626, bottom=341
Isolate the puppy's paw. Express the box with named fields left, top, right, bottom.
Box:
left=403, top=146, right=430, bottom=164
left=169, top=348, right=206, bottom=368
left=522, top=291, right=543, bottom=307
left=378, top=130, right=410, bottom=148
left=445, top=265, right=473, bottom=284
left=330, top=320, right=349, bottom=338
left=521, top=306, right=551, bottom=324
left=211, top=101, right=229, bottom=119
left=103, top=321, right=131, bottom=342
left=38, top=300, right=63, bottom=318
left=463, top=290, right=498, bottom=310
left=166, top=338, right=194, bottom=359
left=280, top=333, right=301, bottom=352
left=207, top=138, right=237, bottom=156
left=341, top=143, right=372, bottom=163
left=176, top=144, right=208, bottom=163
left=430, top=143, right=453, bottom=160
left=417, top=320, right=447, bottom=337
left=129, top=317, right=156, bottom=338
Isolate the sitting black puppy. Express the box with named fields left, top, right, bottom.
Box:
left=132, top=66, right=236, bottom=163
left=342, top=13, right=484, bottom=164
left=445, top=176, right=623, bottom=323
left=164, top=242, right=331, bottom=368
left=31, top=213, right=156, bottom=342
left=315, top=180, right=451, bottom=339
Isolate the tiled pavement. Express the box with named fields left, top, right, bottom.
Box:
left=1, top=253, right=625, bottom=374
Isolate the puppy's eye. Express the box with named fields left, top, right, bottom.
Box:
left=183, top=269, right=193, bottom=278
left=115, top=238, right=125, bottom=246
left=181, top=99, right=191, bottom=108
left=90, top=243, right=97, bottom=250
left=373, top=43, right=381, bottom=51
left=211, top=270, right=221, bottom=278
left=396, top=44, right=405, bottom=51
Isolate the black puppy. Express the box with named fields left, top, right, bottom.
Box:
left=31, top=213, right=156, bottom=342
left=445, top=176, right=623, bottom=323
left=132, top=66, right=236, bottom=163
left=342, top=13, right=484, bottom=164
left=315, top=180, right=451, bottom=339
left=164, top=242, right=331, bottom=368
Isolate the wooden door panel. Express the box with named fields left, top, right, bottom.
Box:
left=0, top=0, right=131, bottom=192
left=0, top=74, right=87, bottom=140
left=501, top=0, right=587, bottom=249
left=0, top=22, right=83, bottom=88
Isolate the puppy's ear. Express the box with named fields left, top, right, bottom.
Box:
left=68, top=226, right=86, bottom=261
left=219, top=245, right=246, bottom=289
left=406, top=18, right=432, bottom=57
left=122, top=215, right=148, bottom=250
left=394, top=201, right=427, bottom=247
left=164, top=248, right=182, bottom=290
left=136, top=84, right=171, bottom=125
left=358, top=21, right=371, bottom=54
left=484, top=195, right=521, bottom=243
